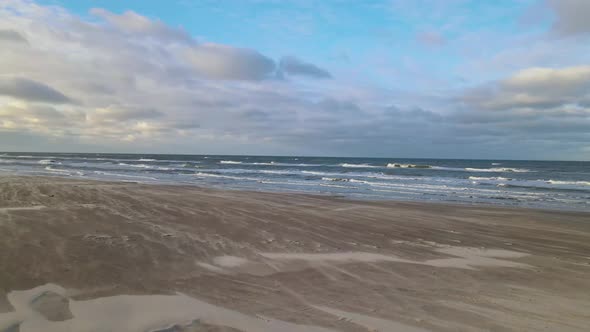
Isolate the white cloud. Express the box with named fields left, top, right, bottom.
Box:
left=504, top=66, right=590, bottom=94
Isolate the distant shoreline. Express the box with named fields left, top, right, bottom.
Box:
left=1, top=151, right=589, bottom=162
left=1, top=153, right=589, bottom=212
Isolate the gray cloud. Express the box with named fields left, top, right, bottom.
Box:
left=0, top=78, right=72, bottom=104
left=547, top=0, right=590, bottom=37
left=0, top=29, right=27, bottom=43
left=87, top=106, right=164, bottom=124
left=186, top=44, right=276, bottom=81
left=279, top=56, right=332, bottom=79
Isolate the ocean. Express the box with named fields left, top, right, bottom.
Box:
left=1, top=152, right=588, bottom=211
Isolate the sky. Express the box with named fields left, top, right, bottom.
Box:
left=0, top=0, right=589, bottom=160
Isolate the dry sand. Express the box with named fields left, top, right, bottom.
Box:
left=0, top=176, right=589, bottom=331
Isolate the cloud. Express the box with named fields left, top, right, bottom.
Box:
left=461, top=65, right=590, bottom=110
left=546, top=0, right=590, bottom=37
left=0, top=103, right=82, bottom=136
left=503, top=66, right=590, bottom=94
left=0, top=78, right=72, bottom=104
left=185, top=44, right=276, bottom=80
left=454, top=65, right=590, bottom=154
left=0, top=29, right=27, bottom=43
left=0, top=0, right=587, bottom=159
left=87, top=106, right=164, bottom=125
left=279, top=56, right=332, bottom=79
left=90, top=8, right=193, bottom=44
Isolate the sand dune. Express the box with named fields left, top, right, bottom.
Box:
left=1, top=176, right=589, bottom=331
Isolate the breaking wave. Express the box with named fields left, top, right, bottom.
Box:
left=340, top=163, right=378, bottom=168
left=387, top=163, right=432, bottom=169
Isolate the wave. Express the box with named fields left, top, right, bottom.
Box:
left=258, top=169, right=298, bottom=175
left=93, top=171, right=157, bottom=180
left=138, top=158, right=156, bottom=161
left=45, top=165, right=70, bottom=173
left=251, top=162, right=319, bottom=166
left=115, top=163, right=174, bottom=171
left=547, top=180, right=590, bottom=186
left=417, top=166, right=530, bottom=173
left=322, top=177, right=351, bottom=182
left=118, top=163, right=151, bottom=168
left=219, top=160, right=321, bottom=167
left=38, top=159, right=60, bottom=165
left=469, top=176, right=512, bottom=181
left=340, top=163, right=378, bottom=168
left=194, top=172, right=256, bottom=181
left=464, top=167, right=530, bottom=173
left=43, top=166, right=83, bottom=176
left=488, top=179, right=590, bottom=192
left=301, top=170, right=327, bottom=176
left=257, top=180, right=317, bottom=187
left=387, top=163, right=432, bottom=169
left=491, top=163, right=502, bottom=166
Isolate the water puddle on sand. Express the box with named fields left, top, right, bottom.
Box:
left=0, top=284, right=337, bottom=332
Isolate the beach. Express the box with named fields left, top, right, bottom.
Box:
left=1, top=175, right=589, bottom=331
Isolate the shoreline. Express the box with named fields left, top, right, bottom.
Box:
left=1, top=153, right=589, bottom=212
left=1, top=175, right=589, bottom=331
left=2, top=173, right=590, bottom=214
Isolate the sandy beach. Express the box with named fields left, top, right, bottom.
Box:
left=0, top=175, right=589, bottom=331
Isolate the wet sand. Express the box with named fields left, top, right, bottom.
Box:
left=0, top=176, right=589, bottom=331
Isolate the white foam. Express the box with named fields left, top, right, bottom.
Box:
left=469, top=176, right=511, bottom=181
left=386, top=163, right=432, bottom=169
left=340, top=163, right=378, bottom=168
left=115, top=163, right=172, bottom=171
left=547, top=180, right=590, bottom=186
left=44, top=166, right=70, bottom=174
left=219, top=160, right=242, bottom=164
left=465, top=167, right=530, bottom=173
left=38, top=160, right=58, bottom=165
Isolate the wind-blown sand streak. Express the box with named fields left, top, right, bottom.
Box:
left=0, top=176, right=589, bottom=331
